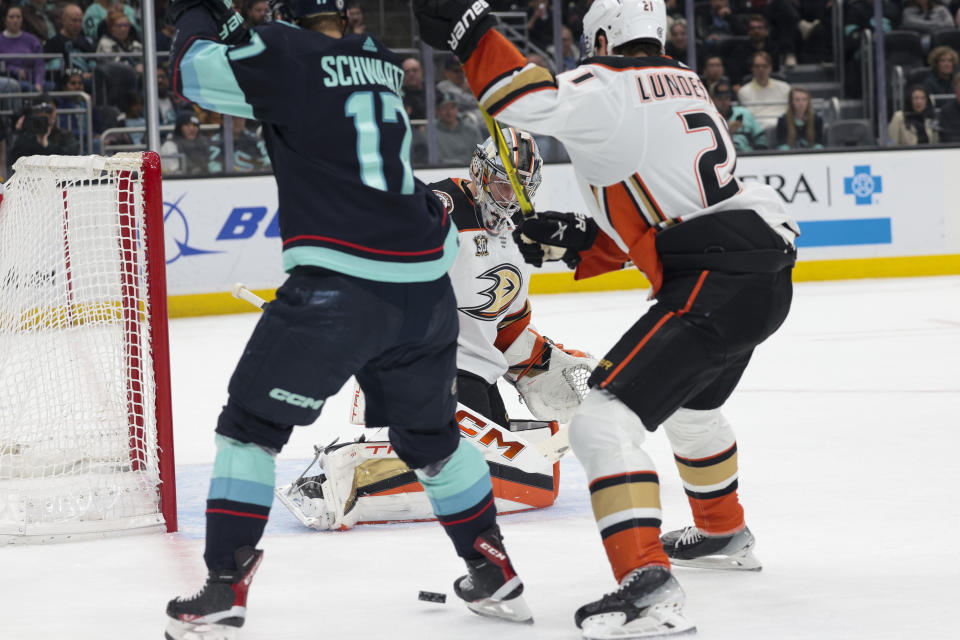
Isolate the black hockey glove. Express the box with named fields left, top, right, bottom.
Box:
left=413, top=0, right=496, bottom=59
left=168, top=0, right=248, bottom=45
left=513, top=211, right=599, bottom=269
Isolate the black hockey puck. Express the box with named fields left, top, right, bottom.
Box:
left=418, top=590, right=447, bottom=604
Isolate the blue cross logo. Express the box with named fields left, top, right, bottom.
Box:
left=843, top=165, right=882, bottom=206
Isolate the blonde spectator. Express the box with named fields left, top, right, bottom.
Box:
left=737, top=51, right=791, bottom=129
left=775, top=86, right=824, bottom=149
left=924, top=46, right=959, bottom=97
left=888, top=85, right=939, bottom=145
left=96, top=9, right=143, bottom=72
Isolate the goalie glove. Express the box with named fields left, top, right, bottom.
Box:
left=168, top=0, right=248, bottom=45
left=503, top=326, right=597, bottom=423
left=413, top=0, right=496, bottom=59
left=514, top=211, right=599, bottom=269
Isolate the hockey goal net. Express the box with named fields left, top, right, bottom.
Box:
left=0, top=152, right=176, bottom=543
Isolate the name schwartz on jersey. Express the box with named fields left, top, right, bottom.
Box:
left=320, top=54, right=404, bottom=93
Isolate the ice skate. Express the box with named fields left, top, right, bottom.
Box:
left=165, top=547, right=264, bottom=640
left=454, top=525, right=533, bottom=624
left=575, top=566, right=695, bottom=639
left=661, top=526, right=761, bottom=571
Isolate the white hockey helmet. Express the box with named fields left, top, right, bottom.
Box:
left=469, top=127, right=542, bottom=235
left=582, top=0, right=667, bottom=58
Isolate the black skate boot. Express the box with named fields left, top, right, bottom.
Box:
left=165, top=546, right=264, bottom=640
left=575, top=566, right=695, bottom=639
left=453, top=524, right=533, bottom=623
left=661, top=525, right=761, bottom=571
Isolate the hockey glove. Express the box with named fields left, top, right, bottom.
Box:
left=413, top=0, right=496, bottom=59
left=515, top=211, right=599, bottom=269
left=168, top=0, right=248, bottom=45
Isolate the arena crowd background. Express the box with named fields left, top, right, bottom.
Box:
left=1, top=0, right=959, bottom=177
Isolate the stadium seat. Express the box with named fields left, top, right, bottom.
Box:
left=883, top=31, right=924, bottom=71
left=826, top=119, right=875, bottom=147
left=906, top=66, right=933, bottom=88
left=93, top=62, right=139, bottom=107
left=930, top=29, right=960, bottom=52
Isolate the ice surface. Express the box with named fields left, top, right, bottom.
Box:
left=2, top=277, right=958, bottom=639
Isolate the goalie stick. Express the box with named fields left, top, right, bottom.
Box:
left=230, top=283, right=573, bottom=466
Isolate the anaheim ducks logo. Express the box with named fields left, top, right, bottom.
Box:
left=433, top=190, right=454, bottom=214
left=460, top=264, right=523, bottom=321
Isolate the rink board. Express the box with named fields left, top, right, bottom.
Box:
left=157, top=147, right=960, bottom=317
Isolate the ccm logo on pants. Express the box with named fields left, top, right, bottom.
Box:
left=269, top=388, right=324, bottom=410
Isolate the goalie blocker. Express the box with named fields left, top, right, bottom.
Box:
left=276, top=405, right=560, bottom=530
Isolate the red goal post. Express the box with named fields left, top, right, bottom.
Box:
left=0, top=152, right=176, bottom=542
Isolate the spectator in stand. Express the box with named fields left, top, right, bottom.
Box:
left=345, top=2, right=366, bottom=35
left=925, top=46, right=959, bottom=97
left=889, top=85, right=939, bottom=145
left=209, top=116, right=272, bottom=173
left=401, top=56, right=426, bottom=119
left=434, top=91, right=483, bottom=165
left=156, top=64, right=184, bottom=125
left=745, top=14, right=781, bottom=73
left=54, top=69, right=86, bottom=142
left=436, top=55, right=480, bottom=122
left=549, top=26, right=579, bottom=71
left=96, top=9, right=143, bottom=73
left=902, top=0, right=954, bottom=33
left=83, top=0, right=139, bottom=43
left=21, top=0, right=55, bottom=41
left=712, top=81, right=767, bottom=151
left=738, top=51, right=791, bottom=129
left=119, top=90, right=145, bottom=145
left=10, top=97, right=80, bottom=164
left=701, top=54, right=730, bottom=95
left=938, top=74, right=960, bottom=141
left=44, top=4, right=96, bottom=87
left=664, top=19, right=702, bottom=70
left=696, top=0, right=738, bottom=44
left=762, top=1, right=802, bottom=68
left=0, top=6, right=45, bottom=92
left=242, top=0, right=269, bottom=28
left=160, top=112, right=212, bottom=175
left=526, top=0, right=554, bottom=51
left=776, top=86, right=824, bottom=149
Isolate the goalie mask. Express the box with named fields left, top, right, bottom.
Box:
left=582, top=0, right=667, bottom=58
left=469, top=127, right=542, bottom=236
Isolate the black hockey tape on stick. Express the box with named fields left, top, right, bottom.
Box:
left=477, top=107, right=534, bottom=218
left=418, top=590, right=447, bottom=604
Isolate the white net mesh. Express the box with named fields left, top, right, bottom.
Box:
left=0, top=154, right=166, bottom=541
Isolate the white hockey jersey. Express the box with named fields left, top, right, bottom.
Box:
left=461, top=31, right=798, bottom=292
left=431, top=177, right=532, bottom=384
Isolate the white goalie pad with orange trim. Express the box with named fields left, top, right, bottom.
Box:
left=275, top=405, right=560, bottom=531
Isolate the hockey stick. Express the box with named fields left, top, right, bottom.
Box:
left=477, top=107, right=535, bottom=217
left=231, top=283, right=573, bottom=464
left=231, top=282, right=266, bottom=309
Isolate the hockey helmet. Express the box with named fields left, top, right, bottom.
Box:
left=582, top=0, right=667, bottom=58
left=268, top=0, right=345, bottom=23
left=469, top=127, right=542, bottom=235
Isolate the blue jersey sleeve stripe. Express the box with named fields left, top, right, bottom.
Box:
left=180, top=39, right=255, bottom=119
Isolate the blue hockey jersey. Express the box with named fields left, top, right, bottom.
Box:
left=171, top=9, right=457, bottom=282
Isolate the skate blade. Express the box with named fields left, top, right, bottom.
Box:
left=581, top=608, right=696, bottom=639
left=465, top=594, right=534, bottom=624
left=670, top=547, right=761, bottom=571
left=164, top=618, right=240, bottom=640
